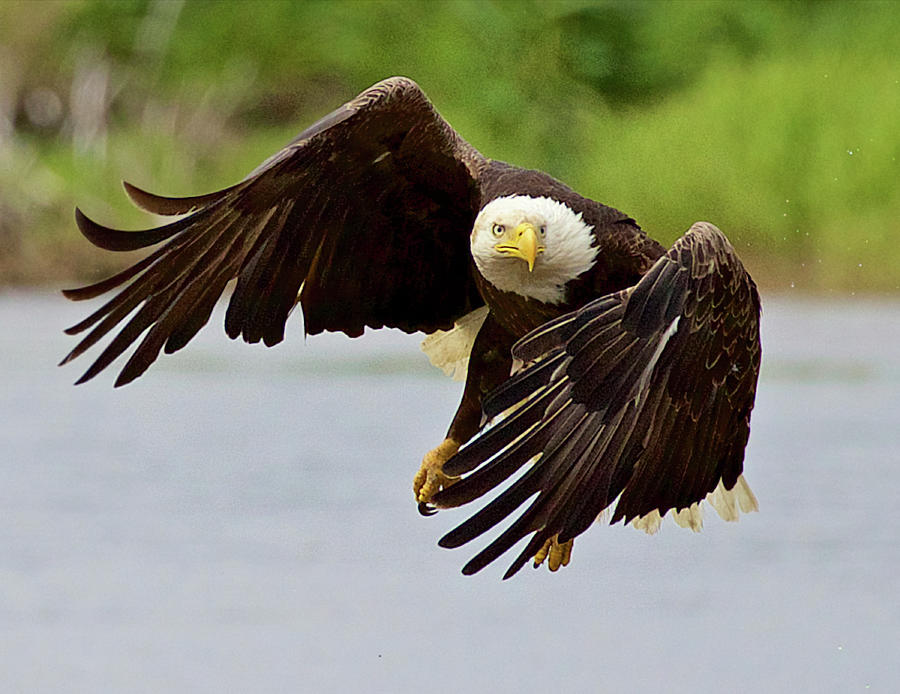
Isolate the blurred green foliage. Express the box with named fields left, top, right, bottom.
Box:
left=1, top=0, right=898, bottom=292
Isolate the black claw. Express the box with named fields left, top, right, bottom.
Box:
left=418, top=501, right=438, bottom=516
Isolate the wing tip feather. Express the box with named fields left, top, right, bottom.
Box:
left=122, top=179, right=227, bottom=215
left=122, top=180, right=160, bottom=212
left=74, top=206, right=101, bottom=243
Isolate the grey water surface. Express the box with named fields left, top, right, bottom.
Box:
left=1, top=291, right=898, bottom=692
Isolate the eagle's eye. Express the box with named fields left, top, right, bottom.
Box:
left=491, top=223, right=505, bottom=237
left=539, top=225, right=547, bottom=236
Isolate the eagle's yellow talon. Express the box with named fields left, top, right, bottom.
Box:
left=413, top=437, right=460, bottom=506
left=533, top=535, right=573, bottom=572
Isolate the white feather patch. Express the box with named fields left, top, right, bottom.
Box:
left=707, top=474, right=759, bottom=520
left=672, top=503, right=703, bottom=531
left=631, top=510, right=663, bottom=534
left=629, top=474, right=758, bottom=535
left=420, top=306, right=489, bottom=381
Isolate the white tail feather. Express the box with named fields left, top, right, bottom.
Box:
left=631, top=510, right=663, bottom=534
left=629, top=474, right=758, bottom=535
left=673, top=502, right=703, bottom=531
left=735, top=475, right=759, bottom=513
left=420, top=306, right=489, bottom=381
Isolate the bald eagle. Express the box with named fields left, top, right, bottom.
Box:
left=61, top=77, right=761, bottom=578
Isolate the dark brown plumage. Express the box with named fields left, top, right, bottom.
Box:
left=62, top=77, right=761, bottom=578
left=435, top=223, right=761, bottom=577
left=62, top=78, right=487, bottom=386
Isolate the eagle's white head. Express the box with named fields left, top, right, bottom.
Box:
left=470, top=195, right=597, bottom=304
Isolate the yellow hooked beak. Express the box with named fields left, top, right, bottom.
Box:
left=494, top=222, right=545, bottom=272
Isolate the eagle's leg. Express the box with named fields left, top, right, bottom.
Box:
left=533, top=535, right=574, bottom=572
left=414, top=313, right=515, bottom=513
left=413, top=437, right=461, bottom=511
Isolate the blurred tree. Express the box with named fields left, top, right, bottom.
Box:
left=555, top=1, right=768, bottom=105
left=0, top=0, right=898, bottom=292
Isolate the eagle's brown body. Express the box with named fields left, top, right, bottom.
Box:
left=445, top=162, right=666, bottom=456
left=63, top=77, right=761, bottom=578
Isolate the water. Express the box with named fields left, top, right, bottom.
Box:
left=1, top=291, right=898, bottom=692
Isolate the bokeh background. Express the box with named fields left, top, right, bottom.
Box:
left=2, top=0, right=899, bottom=291
left=2, top=2, right=900, bottom=692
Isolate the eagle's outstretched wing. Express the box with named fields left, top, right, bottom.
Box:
left=61, top=77, right=486, bottom=386
left=433, top=222, right=762, bottom=578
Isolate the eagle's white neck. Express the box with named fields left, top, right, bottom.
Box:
left=470, top=195, right=597, bottom=304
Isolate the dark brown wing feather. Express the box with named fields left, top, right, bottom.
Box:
left=61, top=77, right=486, bottom=386
left=433, top=222, right=762, bottom=578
